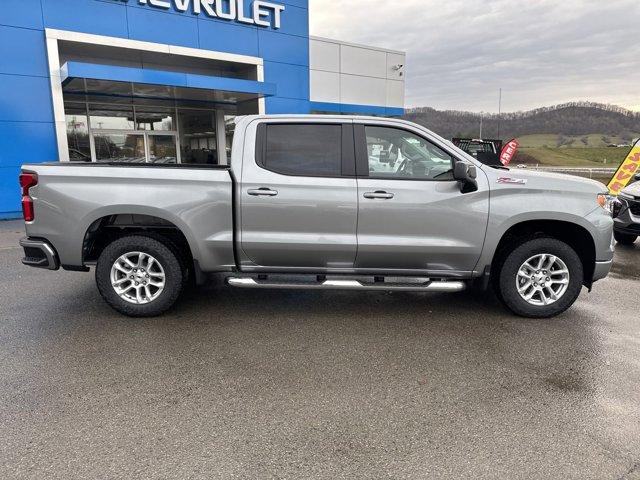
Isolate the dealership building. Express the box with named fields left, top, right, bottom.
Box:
left=0, top=0, right=406, bottom=219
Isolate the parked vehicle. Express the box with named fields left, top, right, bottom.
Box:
left=452, top=138, right=503, bottom=166
left=612, top=173, right=640, bottom=245
left=19, top=115, right=615, bottom=318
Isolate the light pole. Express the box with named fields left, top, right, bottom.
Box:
left=497, top=88, right=502, bottom=139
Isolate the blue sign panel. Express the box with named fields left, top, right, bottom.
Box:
left=0, top=0, right=310, bottom=217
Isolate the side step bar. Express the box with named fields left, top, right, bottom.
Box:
left=227, top=277, right=466, bottom=293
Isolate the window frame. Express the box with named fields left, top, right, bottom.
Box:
left=354, top=123, right=459, bottom=182
left=255, top=122, right=356, bottom=178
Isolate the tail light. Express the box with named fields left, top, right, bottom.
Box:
left=19, top=172, right=38, bottom=222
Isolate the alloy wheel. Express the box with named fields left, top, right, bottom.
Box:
left=110, top=251, right=165, bottom=305
left=515, top=253, right=570, bottom=306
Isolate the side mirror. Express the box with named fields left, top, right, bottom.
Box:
left=453, top=162, right=478, bottom=193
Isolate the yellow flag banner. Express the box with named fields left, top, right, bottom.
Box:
left=608, top=139, right=640, bottom=195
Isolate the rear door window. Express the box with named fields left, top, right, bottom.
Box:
left=263, top=124, right=342, bottom=176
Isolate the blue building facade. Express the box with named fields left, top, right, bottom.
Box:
left=0, top=0, right=405, bottom=218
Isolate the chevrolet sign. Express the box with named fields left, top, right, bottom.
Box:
left=122, top=0, right=285, bottom=29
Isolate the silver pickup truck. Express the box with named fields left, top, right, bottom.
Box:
left=19, top=115, right=615, bottom=318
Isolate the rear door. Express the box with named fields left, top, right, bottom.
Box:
left=239, top=120, right=358, bottom=270
left=354, top=122, right=490, bottom=274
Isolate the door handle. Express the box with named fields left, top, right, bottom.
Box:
left=248, top=188, right=278, bottom=197
left=363, top=191, right=394, bottom=200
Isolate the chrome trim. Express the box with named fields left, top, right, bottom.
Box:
left=247, top=188, right=279, bottom=196
left=227, top=277, right=466, bottom=292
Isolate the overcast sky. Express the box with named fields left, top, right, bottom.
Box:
left=309, top=0, right=640, bottom=113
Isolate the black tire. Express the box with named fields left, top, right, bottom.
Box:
left=614, top=231, right=637, bottom=245
left=140, top=231, right=192, bottom=288
left=495, top=237, right=583, bottom=318
left=96, top=235, right=184, bottom=317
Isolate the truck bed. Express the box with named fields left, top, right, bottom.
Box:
left=22, top=162, right=235, bottom=271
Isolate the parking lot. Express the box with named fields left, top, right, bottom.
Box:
left=1, top=219, right=639, bottom=479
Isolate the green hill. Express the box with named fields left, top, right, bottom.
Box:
left=514, top=146, right=629, bottom=167
left=403, top=102, right=640, bottom=167
left=517, top=133, right=636, bottom=148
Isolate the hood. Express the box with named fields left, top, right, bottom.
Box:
left=481, top=166, right=607, bottom=194
left=621, top=181, right=640, bottom=198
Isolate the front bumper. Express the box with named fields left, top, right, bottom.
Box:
left=593, top=259, right=613, bottom=282
left=613, top=194, right=640, bottom=235
left=19, top=237, right=60, bottom=270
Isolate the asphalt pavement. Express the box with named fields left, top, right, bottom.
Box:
left=1, top=220, right=639, bottom=479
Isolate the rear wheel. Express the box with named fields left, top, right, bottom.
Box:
left=614, top=231, right=637, bottom=245
left=495, top=237, right=583, bottom=318
left=96, top=235, right=184, bottom=317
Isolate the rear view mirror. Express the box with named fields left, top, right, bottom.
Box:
left=454, top=162, right=478, bottom=194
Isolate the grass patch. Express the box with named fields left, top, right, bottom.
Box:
left=514, top=147, right=630, bottom=167
left=518, top=133, right=639, bottom=148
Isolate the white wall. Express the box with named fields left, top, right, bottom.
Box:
left=309, top=36, right=405, bottom=110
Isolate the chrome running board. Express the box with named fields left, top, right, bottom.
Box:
left=226, top=277, right=466, bottom=293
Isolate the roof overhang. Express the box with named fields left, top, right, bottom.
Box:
left=60, top=61, right=276, bottom=104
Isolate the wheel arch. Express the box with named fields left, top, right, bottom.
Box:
left=81, top=208, right=199, bottom=269
left=489, top=218, right=597, bottom=288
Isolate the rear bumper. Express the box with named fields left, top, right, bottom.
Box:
left=19, top=237, right=60, bottom=270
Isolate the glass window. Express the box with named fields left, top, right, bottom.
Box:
left=94, top=133, right=145, bottom=163
left=135, top=107, right=175, bottom=131
left=224, top=114, right=236, bottom=163
left=85, top=79, right=133, bottom=97
left=264, top=124, right=342, bottom=176
left=178, top=110, right=218, bottom=164
left=65, top=103, right=91, bottom=162
left=148, top=135, right=177, bottom=164
left=365, top=126, right=454, bottom=180
left=90, top=105, right=134, bottom=130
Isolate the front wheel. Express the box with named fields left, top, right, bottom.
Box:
left=614, top=231, right=637, bottom=245
left=495, top=238, right=584, bottom=318
left=96, top=236, right=184, bottom=317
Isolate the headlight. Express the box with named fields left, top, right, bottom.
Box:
left=597, top=194, right=616, bottom=215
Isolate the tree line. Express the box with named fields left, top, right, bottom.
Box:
left=403, top=102, right=640, bottom=141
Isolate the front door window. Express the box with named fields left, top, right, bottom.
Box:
left=365, top=126, right=454, bottom=181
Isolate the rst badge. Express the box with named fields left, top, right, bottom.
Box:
left=497, top=177, right=528, bottom=185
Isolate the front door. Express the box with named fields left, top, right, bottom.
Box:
left=354, top=123, right=489, bottom=274
left=240, top=122, right=358, bottom=270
